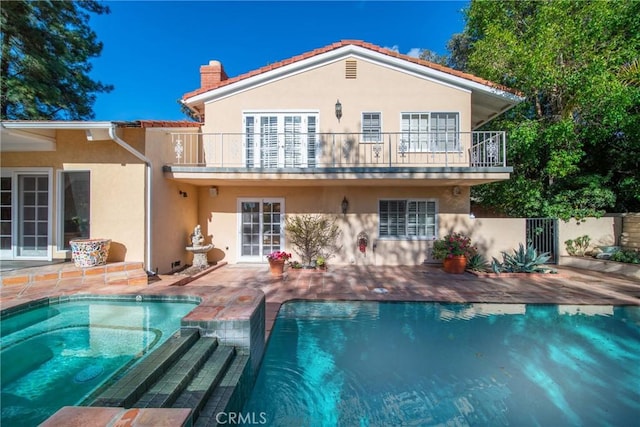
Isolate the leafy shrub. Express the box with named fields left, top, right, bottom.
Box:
left=285, top=214, right=341, bottom=266
left=466, top=253, right=490, bottom=272
left=491, top=243, right=555, bottom=274
left=610, top=250, right=640, bottom=264
left=564, top=235, right=591, bottom=256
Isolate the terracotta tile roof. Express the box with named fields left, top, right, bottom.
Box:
left=133, top=120, right=201, bottom=128
left=182, top=40, right=522, bottom=100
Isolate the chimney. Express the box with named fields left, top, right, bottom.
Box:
left=200, top=60, right=228, bottom=89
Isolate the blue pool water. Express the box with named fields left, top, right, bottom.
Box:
left=0, top=297, right=197, bottom=426
left=243, top=301, right=640, bottom=426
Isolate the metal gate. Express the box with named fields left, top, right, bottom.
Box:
left=526, top=218, right=558, bottom=264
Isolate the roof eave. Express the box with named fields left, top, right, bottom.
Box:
left=182, top=44, right=524, bottom=109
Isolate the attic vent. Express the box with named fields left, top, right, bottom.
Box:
left=345, top=60, right=357, bottom=79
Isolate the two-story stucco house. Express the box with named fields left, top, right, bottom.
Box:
left=173, top=40, right=524, bottom=266
left=0, top=40, right=524, bottom=271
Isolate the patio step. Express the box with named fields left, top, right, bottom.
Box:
left=91, top=328, right=200, bottom=408
left=0, top=261, right=148, bottom=287
left=132, top=337, right=220, bottom=408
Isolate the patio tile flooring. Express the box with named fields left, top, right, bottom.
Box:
left=2, top=263, right=640, bottom=340
left=186, top=264, right=640, bottom=335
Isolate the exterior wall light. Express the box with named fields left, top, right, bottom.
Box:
left=341, top=196, right=349, bottom=215
left=335, top=99, right=342, bottom=122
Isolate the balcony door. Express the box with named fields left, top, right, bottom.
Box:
left=238, top=198, right=285, bottom=262
left=244, top=113, right=317, bottom=168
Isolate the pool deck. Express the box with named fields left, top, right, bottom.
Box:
left=2, top=262, right=640, bottom=426
left=2, top=263, right=639, bottom=338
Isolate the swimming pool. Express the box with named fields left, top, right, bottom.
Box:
left=243, top=301, right=640, bottom=426
left=0, top=296, right=198, bottom=426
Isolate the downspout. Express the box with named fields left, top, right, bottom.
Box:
left=108, top=124, right=154, bottom=275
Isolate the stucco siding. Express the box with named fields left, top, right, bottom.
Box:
left=204, top=59, right=471, bottom=133
left=1, top=129, right=146, bottom=262
left=199, top=185, right=473, bottom=266
left=145, top=128, right=200, bottom=273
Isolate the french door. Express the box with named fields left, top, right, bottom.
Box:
left=0, top=176, right=12, bottom=259
left=244, top=113, right=317, bottom=168
left=238, top=198, right=284, bottom=262
left=0, top=170, right=52, bottom=260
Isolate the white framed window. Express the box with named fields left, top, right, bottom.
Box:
left=401, top=112, right=459, bottom=152
left=379, top=199, right=437, bottom=238
left=361, top=112, right=382, bottom=142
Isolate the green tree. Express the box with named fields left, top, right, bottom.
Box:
left=455, top=0, right=640, bottom=218
left=1, top=0, right=113, bottom=120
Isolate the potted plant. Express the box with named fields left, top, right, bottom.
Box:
left=432, top=232, right=475, bottom=274
left=266, top=250, right=292, bottom=277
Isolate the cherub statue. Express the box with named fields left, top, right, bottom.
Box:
left=191, top=224, right=204, bottom=247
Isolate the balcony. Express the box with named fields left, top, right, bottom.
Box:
left=163, top=131, right=511, bottom=185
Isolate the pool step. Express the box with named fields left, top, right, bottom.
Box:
left=172, top=345, right=236, bottom=420
left=91, top=328, right=200, bottom=408
left=90, top=329, right=250, bottom=425
left=194, top=354, right=250, bottom=427
left=132, top=337, right=219, bottom=408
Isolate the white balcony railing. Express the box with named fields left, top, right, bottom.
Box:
left=168, top=131, right=506, bottom=168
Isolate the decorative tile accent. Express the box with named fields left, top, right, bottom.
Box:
left=70, top=238, right=111, bottom=268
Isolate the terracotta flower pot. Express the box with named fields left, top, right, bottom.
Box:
left=443, top=255, right=467, bottom=274
left=268, top=259, right=286, bottom=277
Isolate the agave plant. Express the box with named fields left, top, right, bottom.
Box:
left=466, top=253, right=490, bottom=272
left=491, top=243, right=555, bottom=274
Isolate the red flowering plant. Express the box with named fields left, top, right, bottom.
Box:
left=432, top=232, right=476, bottom=260
left=266, top=250, right=292, bottom=262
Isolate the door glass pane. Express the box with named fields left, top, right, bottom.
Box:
left=260, top=116, right=278, bottom=168
left=241, top=202, right=261, bottom=256
left=284, top=116, right=303, bottom=167
left=307, top=116, right=317, bottom=168
left=61, top=171, right=90, bottom=249
left=245, top=116, right=255, bottom=167
left=0, top=177, right=11, bottom=251
left=18, top=174, right=49, bottom=257
left=261, top=201, right=281, bottom=254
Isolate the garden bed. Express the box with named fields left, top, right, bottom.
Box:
left=467, top=270, right=564, bottom=278
left=559, top=256, right=640, bottom=279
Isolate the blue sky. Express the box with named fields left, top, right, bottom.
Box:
left=90, top=1, right=469, bottom=121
